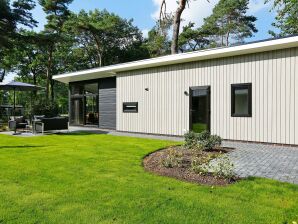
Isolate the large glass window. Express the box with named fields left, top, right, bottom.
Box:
left=85, top=95, right=99, bottom=125
left=70, top=84, right=83, bottom=95
left=231, top=83, right=252, bottom=117
left=70, top=82, right=99, bottom=125
left=84, top=83, right=98, bottom=95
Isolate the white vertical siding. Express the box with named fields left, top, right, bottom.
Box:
left=116, top=47, right=298, bottom=145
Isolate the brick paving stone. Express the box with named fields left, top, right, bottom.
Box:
left=223, top=141, right=298, bottom=184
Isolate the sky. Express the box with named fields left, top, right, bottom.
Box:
left=5, top=0, right=277, bottom=82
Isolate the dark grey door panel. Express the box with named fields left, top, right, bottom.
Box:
left=98, top=77, right=116, bottom=129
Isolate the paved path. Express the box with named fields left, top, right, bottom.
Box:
left=223, top=142, right=298, bottom=184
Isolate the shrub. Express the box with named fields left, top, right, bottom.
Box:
left=191, top=154, right=215, bottom=174
left=0, top=125, right=8, bottom=131
left=162, top=148, right=183, bottom=168
left=184, top=130, right=223, bottom=151
left=212, top=155, right=235, bottom=178
left=197, top=130, right=211, bottom=142
left=192, top=154, right=235, bottom=179
left=32, top=102, right=59, bottom=118
left=184, top=131, right=199, bottom=149
left=197, top=131, right=222, bottom=151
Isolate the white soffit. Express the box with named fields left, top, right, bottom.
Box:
left=53, top=36, right=298, bottom=84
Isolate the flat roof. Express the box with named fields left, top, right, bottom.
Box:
left=53, top=35, right=298, bottom=84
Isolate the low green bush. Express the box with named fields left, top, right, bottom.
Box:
left=191, top=154, right=215, bottom=174
left=191, top=154, right=235, bottom=178
left=184, top=130, right=222, bottom=151
left=213, top=155, right=235, bottom=178
left=0, top=125, right=8, bottom=131
left=198, top=132, right=222, bottom=151
left=32, top=102, right=59, bottom=118
left=184, top=131, right=199, bottom=149
left=197, top=130, right=211, bottom=142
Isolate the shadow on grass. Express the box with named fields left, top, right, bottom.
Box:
left=0, top=145, right=46, bottom=149
left=54, top=130, right=109, bottom=136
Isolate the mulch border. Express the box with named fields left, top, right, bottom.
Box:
left=142, top=146, right=239, bottom=186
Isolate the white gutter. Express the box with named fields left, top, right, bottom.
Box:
left=53, top=36, right=298, bottom=84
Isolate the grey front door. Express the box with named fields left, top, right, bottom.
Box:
left=190, top=86, right=211, bottom=133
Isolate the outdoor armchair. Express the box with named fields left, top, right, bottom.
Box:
left=8, top=116, right=28, bottom=131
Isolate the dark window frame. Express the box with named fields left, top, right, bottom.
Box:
left=69, top=80, right=100, bottom=126
left=123, top=102, right=138, bottom=113
left=231, top=83, right=252, bottom=117
left=189, top=86, right=211, bottom=132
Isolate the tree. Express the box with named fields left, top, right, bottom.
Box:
left=38, top=0, right=73, bottom=102
left=10, top=31, right=46, bottom=94
left=202, top=0, right=257, bottom=46
left=11, top=30, right=71, bottom=115
left=171, top=0, right=188, bottom=54
left=0, top=0, right=37, bottom=81
left=144, top=24, right=171, bottom=57
left=159, top=0, right=189, bottom=54
left=266, top=0, right=298, bottom=36
left=178, top=23, right=211, bottom=52
left=0, top=0, right=36, bottom=48
left=65, top=9, right=148, bottom=67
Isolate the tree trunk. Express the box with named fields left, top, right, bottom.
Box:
left=0, top=69, right=5, bottom=82
left=95, top=41, right=102, bottom=67
left=46, top=46, right=53, bottom=102
left=171, top=0, right=187, bottom=54
left=225, top=16, right=230, bottom=46
left=50, top=79, right=55, bottom=103
left=91, top=33, right=103, bottom=67
left=226, top=32, right=230, bottom=46
left=31, top=69, right=37, bottom=97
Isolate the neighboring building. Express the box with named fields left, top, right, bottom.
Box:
left=54, top=36, right=298, bottom=145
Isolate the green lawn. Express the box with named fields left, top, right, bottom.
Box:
left=0, top=133, right=297, bottom=224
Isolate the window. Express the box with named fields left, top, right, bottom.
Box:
left=123, top=102, right=138, bottom=113
left=84, top=83, right=98, bottom=95
left=231, top=83, right=252, bottom=117
left=70, top=83, right=84, bottom=95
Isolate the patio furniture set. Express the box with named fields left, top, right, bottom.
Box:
left=0, top=81, right=69, bottom=135
left=8, top=116, right=69, bottom=134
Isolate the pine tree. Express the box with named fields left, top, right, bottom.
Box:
left=0, top=0, right=36, bottom=81
left=38, top=0, right=73, bottom=102
left=202, top=0, right=257, bottom=46
left=178, top=22, right=211, bottom=52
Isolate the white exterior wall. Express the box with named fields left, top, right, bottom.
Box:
left=116, top=47, right=298, bottom=145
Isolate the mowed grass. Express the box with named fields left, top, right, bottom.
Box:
left=0, top=133, right=297, bottom=224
